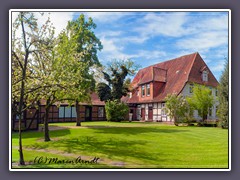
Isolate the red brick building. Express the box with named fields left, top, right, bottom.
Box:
left=124, top=52, right=219, bottom=122
left=12, top=93, right=106, bottom=131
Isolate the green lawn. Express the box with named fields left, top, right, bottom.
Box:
left=11, top=121, right=229, bottom=169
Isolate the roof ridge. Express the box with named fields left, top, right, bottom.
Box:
left=140, top=52, right=197, bottom=71
left=186, top=52, right=198, bottom=81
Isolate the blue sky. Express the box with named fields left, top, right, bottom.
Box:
left=79, top=11, right=229, bottom=81
left=13, top=11, right=229, bottom=81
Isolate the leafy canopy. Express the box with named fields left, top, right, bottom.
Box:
left=217, top=59, right=229, bottom=128
left=96, top=59, right=140, bottom=101
left=186, top=84, right=214, bottom=121
left=165, top=93, right=193, bottom=125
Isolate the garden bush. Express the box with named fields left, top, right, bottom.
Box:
left=105, top=100, right=129, bottom=122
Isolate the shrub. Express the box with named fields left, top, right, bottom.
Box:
left=105, top=100, right=129, bottom=122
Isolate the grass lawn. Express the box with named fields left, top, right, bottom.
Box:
left=11, top=121, right=229, bottom=169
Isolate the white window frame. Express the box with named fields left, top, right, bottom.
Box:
left=141, top=85, right=145, bottom=97
left=59, top=106, right=76, bottom=118
left=202, top=71, right=208, bottom=82
left=146, top=84, right=150, bottom=96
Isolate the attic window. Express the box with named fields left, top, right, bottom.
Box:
left=146, top=84, right=150, bottom=96
left=202, top=71, right=208, bottom=82
left=129, top=92, right=132, bottom=98
left=141, top=85, right=145, bottom=97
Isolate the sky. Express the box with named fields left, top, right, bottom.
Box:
left=12, top=11, right=229, bottom=81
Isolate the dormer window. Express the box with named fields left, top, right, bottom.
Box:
left=129, top=92, right=132, bottom=98
left=202, top=71, right=208, bottom=82
left=141, top=85, right=145, bottom=97
left=146, top=84, right=150, bottom=96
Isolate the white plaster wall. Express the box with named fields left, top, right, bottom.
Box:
left=181, top=82, right=219, bottom=121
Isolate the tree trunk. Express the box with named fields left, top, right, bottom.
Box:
left=18, top=126, right=25, bottom=165
left=17, top=13, right=29, bottom=166
left=202, top=112, right=207, bottom=122
left=44, top=100, right=51, bottom=142
left=76, top=100, right=81, bottom=126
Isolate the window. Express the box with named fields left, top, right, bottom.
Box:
left=146, top=84, right=150, bottom=96
left=98, top=107, right=104, bottom=118
left=216, top=105, right=218, bottom=114
left=137, top=90, right=139, bottom=96
left=141, top=85, right=145, bottom=97
left=129, top=92, right=132, bottom=98
left=162, top=103, right=166, bottom=116
left=59, top=107, right=64, bottom=118
left=215, top=89, right=218, bottom=96
left=209, top=107, right=212, bottom=117
left=59, top=106, right=76, bottom=118
left=209, top=87, right=213, bottom=95
left=202, top=71, right=208, bottom=82
left=189, top=84, right=194, bottom=93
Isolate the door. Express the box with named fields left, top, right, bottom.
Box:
left=141, top=108, right=145, bottom=121
left=85, top=106, right=92, bottom=121
left=148, top=107, right=153, bottom=121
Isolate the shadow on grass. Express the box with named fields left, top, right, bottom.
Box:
left=86, top=126, right=189, bottom=135
left=12, top=129, right=71, bottom=139
left=46, top=135, right=179, bottom=167
left=19, top=135, right=161, bottom=167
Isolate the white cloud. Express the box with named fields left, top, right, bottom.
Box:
left=134, top=12, right=190, bottom=38
left=120, top=36, right=148, bottom=44
left=98, top=30, right=123, bottom=37
left=11, top=12, right=74, bottom=38
left=34, top=12, right=74, bottom=36
left=209, top=60, right=226, bottom=72
left=131, top=50, right=167, bottom=60
left=99, top=37, right=132, bottom=60
left=84, top=12, right=127, bottom=23
left=101, top=37, right=123, bottom=53
left=176, top=31, right=228, bottom=52
left=194, top=15, right=228, bottom=32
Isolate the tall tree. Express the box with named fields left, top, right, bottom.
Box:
left=217, top=60, right=229, bottom=129
left=165, top=94, right=193, bottom=126
left=187, top=84, right=214, bottom=122
left=60, top=14, right=103, bottom=126
left=96, top=59, right=139, bottom=122
left=96, top=59, right=139, bottom=101
left=67, top=14, right=103, bottom=67
left=12, top=12, right=51, bottom=165
left=23, top=14, right=58, bottom=142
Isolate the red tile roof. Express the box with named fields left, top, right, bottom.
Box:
left=40, top=92, right=105, bottom=106
left=138, top=67, right=167, bottom=85
left=127, top=52, right=219, bottom=104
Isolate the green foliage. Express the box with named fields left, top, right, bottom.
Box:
left=96, top=83, right=112, bottom=101
left=54, top=14, right=102, bottom=105
left=165, top=94, right=193, bottom=126
left=96, top=59, right=139, bottom=101
left=217, top=60, right=229, bottom=129
left=105, top=100, right=129, bottom=122
left=66, top=14, right=103, bottom=67
left=186, top=84, right=214, bottom=122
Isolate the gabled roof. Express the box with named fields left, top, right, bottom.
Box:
left=127, top=52, right=219, bottom=104
left=138, top=66, right=167, bottom=85
left=40, top=92, right=105, bottom=106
